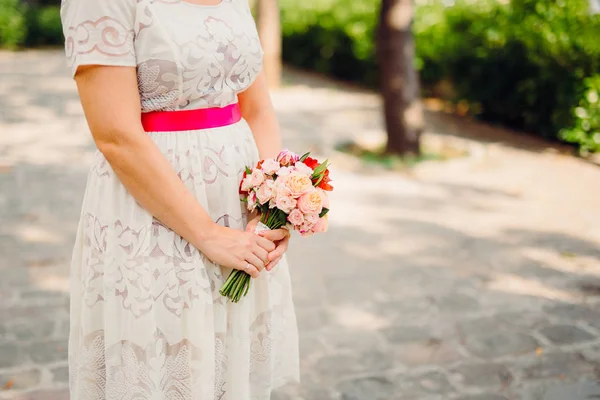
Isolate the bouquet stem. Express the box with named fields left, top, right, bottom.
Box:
left=219, top=213, right=287, bottom=302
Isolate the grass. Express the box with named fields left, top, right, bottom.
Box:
left=336, top=140, right=467, bottom=170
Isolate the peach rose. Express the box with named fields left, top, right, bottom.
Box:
left=250, top=169, right=265, bottom=187
left=312, top=214, right=329, bottom=233
left=284, top=172, right=314, bottom=197
left=261, top=159, right=280, bottom=175
left=275, top=188, right=297, bottom=214
left=297, top=189, right=324, bottom=215
left=317, top=188, right=330, bottom=209
left=256, top=180, right=275, bottom=205
left=287, top=209, right=305, bottom=226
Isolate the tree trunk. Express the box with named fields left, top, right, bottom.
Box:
left=376, top=0, right=423, bottom=156
left=257, top=0, right=282, bottom=88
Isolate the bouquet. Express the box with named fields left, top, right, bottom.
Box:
left=219, top=149, right=334, bottom=302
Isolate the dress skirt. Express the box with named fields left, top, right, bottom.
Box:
left=68, top=120, right=300, bottom=400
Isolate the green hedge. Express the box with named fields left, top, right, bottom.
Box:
left=281, top=0, right=600, bottom=153
left=0, top=0, right=62, bottom=48
left=0, top=0, right=27, bottom=48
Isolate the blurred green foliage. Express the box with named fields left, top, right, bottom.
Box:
left=0, top=0, right=27, bottom=48
left=1, top=0, right=598, bottom=152
left=0, top=0, right=62, bottom=48
left=281, top=0, right=600, bottom=153
left=560, top=76, right=600, bottom=154
left=26, top=5, right=63, bottom=46
left=280, top=0, right=379, bottom=86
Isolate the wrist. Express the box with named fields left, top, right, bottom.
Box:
left=192, top=220, right=218, bottom=251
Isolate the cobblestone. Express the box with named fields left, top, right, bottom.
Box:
left=538, top=324, right=595, bottom=345
left=0, top=369, right=42, bottom=391
left=338, top=377, right=395, bottom=400
left=396, top=370, right=456, bottom=396
left=519, top=381, right=600, bottom=400
left=5, top=320, right=56, bottom=342
left=517, top=352, right=598, bottom=381
left=49, top=366, right=69, bottom=384
left=451, top=362, right=513, bottom=389
left=455, top=395, right=509, bottom=400
left=464, top=332, right=539, bottom=359
left=29, top=340, right=68, bottom=364
left=3, top=50, right=600, bottom=399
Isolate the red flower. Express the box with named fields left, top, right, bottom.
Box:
left=256, top=160, right=264, bottom=169
left=239, top=170, right=249, bottom=194
left=303, top=156, right=319, bottom=170
left=317, top=169, right=333, bottom=191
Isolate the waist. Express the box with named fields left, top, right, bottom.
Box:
left=141, top=104, right=242, bottom=132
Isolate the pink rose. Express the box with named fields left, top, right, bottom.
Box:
left=304, top=213, right=319, bottom=225
left=287, top=209, right=305, bottom=226
left=284, top=172, right=314, bottom=197
left=299, top=222, right=315, bottom=237
left=312, top=214, right=329, bottom=233
left=275, top=188, right=297, bottom=214
left=247, top=191, right=257, bottom=211
left=261, top=159, right=280, bottom=175
left=277, top=150, right=299, bottom=166
left=250, top=169, right=265, bottom=187
left=294, top=162, right=314, bottom=176
left=276, top=166, right=293, bottom=178
left=256, top=180, right=275, bottom=205
left=297, top=189, right=324, bottom=215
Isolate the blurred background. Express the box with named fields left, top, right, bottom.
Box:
left=1, top=0, right=600, bottom=399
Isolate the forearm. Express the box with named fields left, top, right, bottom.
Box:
left=75, top=66, right=215, bottom=250
left=99, top=133, right=214, bottom=249
left=245, top=109, right=283, bottom=160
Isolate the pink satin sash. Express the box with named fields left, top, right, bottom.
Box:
left=141, top=103, right=242, bottom=132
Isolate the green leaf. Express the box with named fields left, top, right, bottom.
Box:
left=299, top=152, right=311, bottom=162
left=311, top=160, right=329, bottom=179
left=245, top=166, right=252, bottom=175
left=319, top=207, right=329, bottom=218
left=314, top=174, right=324, bottom=186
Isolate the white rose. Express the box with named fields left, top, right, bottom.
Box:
left=261, top=159, right=281, bottom=175
left=294, top=162, right=314, bottom=176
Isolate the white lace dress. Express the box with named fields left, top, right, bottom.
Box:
left=60, top=0, right=299, bottom=398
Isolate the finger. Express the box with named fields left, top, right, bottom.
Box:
left=245, top=253, right=265, bottom=272
left=245, top=219, right=258, bottom=233
left=266, top=257, right=282, bottom=271
left=251, top=244, right=269, bottom=265
left=268, top=236, right=290, bottom=262
left=259, top=228, right=289, bottom=242
left=255, top=236, right=276, bottom=252
left=239, top=259, right=261, bottom=278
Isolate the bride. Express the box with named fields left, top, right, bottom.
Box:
left=60, top=0, right=299, bottom=398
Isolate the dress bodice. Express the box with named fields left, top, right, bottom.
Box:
left=61, top=0, right=264, bottom=112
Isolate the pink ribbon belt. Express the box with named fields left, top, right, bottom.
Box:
left=141, top=103, right=242, bottom=132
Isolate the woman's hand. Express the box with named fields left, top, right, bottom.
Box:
left=246, top=215, right=291, bottom=271
left=197, top=223, right=276, bottom=278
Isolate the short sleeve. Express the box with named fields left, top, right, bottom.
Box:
left=60, top=0, right=137, bottom=77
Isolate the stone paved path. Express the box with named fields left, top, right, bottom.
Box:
left=1, top=50, right=600, bottom=400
